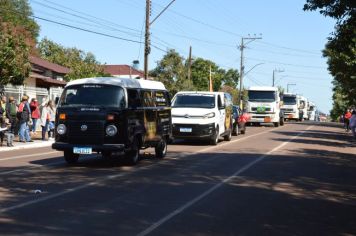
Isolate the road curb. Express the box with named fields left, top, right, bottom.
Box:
left=0, top=141, right=54, bottom=153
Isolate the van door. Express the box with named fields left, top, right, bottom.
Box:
left=217, top=94, right=225, bottom=135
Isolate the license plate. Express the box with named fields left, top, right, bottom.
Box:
left=73, top=147, right=92, bottom=154
left=264, top=117, right=271, bottom=122
left=180, top=128, right=192, bottom=133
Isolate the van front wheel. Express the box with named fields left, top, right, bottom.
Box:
left=125, top=138, right=140, bottom=165
left=155, top=138, right=167, bottom=159
left=64, top=151, right=79, bottom=164
left=210, top=126, right=219, bottom=145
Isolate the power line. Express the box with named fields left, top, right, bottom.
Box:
left=245, top=57, right=327, bottom=69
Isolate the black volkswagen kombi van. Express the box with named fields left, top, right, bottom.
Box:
left=52, top=77, right=172, bottom=165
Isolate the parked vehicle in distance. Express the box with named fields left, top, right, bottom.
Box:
left=52, top=77, right=172, bottom=165
left=232, top=105, right=240, bottom=135
left=246, top=86, right=284, bottom=127
left=281, top=93, right=300, bottom=121
left=171, top=91, right=233, bottom=145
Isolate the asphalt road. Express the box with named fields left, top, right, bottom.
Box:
left=0, top=122, right=355, bottom=236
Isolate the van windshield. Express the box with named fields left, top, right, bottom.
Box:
left=172, top=94, right=215, bottom=108
left=248, top=91, right=276, bottom=102
left=59, top=84, right=126, bottom=108
left=283, top=96, right=297, bottom=105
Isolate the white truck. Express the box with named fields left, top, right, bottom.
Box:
left=281, top=93, right=300, bottom=121
left=246, top=86, right=284, bottom=127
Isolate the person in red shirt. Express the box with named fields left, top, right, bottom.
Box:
left=238, top=109, right=250, bottom=135
left=344, top=109, right=352, bottom=132
left=30, top=98, right=40, bottom=133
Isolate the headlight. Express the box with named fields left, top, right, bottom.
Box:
left=106, top=125, right=118, bottom=136
left=204, top=112, right=215, bottom=118
left=57, top=124, right=66, bottom=135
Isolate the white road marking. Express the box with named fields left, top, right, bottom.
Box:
left=0, top=125, right=286, bottom=214
left=136, top=126, right=314, bottom=236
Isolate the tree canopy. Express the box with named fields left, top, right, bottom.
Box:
left=37, top=38, right=108, bottom=81
left=0, top=0, right=39, bottom=86
left=150, top=49, right=239, bottom=99
left=304, top=0, right=356, bottom=119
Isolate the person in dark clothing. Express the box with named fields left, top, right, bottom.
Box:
left=0, top=100, right=5, bottom=146
left=17, top=96, right=33, bottom=142
left=6, top=96, right=18, bottom=135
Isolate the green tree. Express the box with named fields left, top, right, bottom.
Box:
left=37, top=38, right=108, bottom=81
left=0, top=0, right=38, bottom=85
left=149, top=49, right=187, bottom=94
left=304, top=0, right=356, bottom=116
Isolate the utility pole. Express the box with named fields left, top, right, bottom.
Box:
left=187, top=46, right=192, bottom=81
left=209, top=65, right=213, bottom=92
left=143, top=0, right=176, bottom=80
left=272, top=68, right=284, bottom=87
left=238, top=35, right=262, bottom=108
left=144, top=0, right=150, bottom=80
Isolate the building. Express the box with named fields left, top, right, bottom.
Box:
left=103, top=65, right=144, bottom=79
left=3, top=56, right=69, bottom=103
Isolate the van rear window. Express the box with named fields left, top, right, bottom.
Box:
left=172, top=94, right=215, bottom=108
left=59, top=84, right=125, bottom=108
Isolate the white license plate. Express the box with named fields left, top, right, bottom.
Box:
left=180, top=128, right=192, bottom=133
left=73, top=147, right=92, bottom=154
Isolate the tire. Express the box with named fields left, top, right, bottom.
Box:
left=274, top=122, right=280, bottom=127
left=64, top=150, right=79, bottom=164
left=125, top=137, right=140, bottom=165
left=280, top=118, right=285, bottom=126
left=232, top=124, right=237, bottom=136
left=240, top=129, right=245, bottom=134
left=155, top=138, right=167, bottom=159
left=224, top=128, right=232, bottom=141
left=210, top=126, right=219, bottom=145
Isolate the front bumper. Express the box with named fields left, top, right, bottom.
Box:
left=248, top=113, right=278, bottom=123
left=52, top=142, right=125, bottom=152
left=172, top=123, right=215, bottom=139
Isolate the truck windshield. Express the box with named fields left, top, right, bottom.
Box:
left=248, top=91, right=276, bottom=102
left=59, top=84, right=126, bottom=108
left=283, top=96, right=297, bottom=105
left=172, top=94, right=215, bottom=108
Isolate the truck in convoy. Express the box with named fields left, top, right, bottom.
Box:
left=246, top=86, right=284, bottom=127
left=308, top=102, right=317, bottom=121
left=298, top=96, right=309, bottom=121
left=281, top=93, right=300, bottom=121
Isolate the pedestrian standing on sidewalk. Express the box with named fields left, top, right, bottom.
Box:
left=47, top=100, right=56, bottom=139
left=6, top=96, right=18, bottom=137
left=0, top=97, right=6, bottom=146
left=350, top=110, right=356, bottom=140
left=344, top=109, right=352, bottom=132
left=17, top=95, right=33, bottom=143
left=40, top=101, right=50, bottom=141
left=30, top=98, right=40, bottom=134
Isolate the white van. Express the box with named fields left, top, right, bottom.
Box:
left=171, top=91, right=233, bottom=145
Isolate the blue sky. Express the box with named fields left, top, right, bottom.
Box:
left=29, top=0, right=336, bottom=113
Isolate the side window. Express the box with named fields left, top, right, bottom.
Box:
left=141, top=90, right=155, bottom=107
left=127, top=89, right=141, bottom=108
left=218, top=95, right=224, bottom=109
left=154, top=91, right=168, bottom=107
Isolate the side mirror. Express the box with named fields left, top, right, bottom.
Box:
left=55, top=97, right=59, bottom=105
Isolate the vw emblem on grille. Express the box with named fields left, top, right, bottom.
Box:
left=80, top=125, right=88, bottom=131
left=184, top=114, right=190, bottom=118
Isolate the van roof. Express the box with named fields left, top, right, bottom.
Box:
left=66, top=77, right=166, bottom=90
left=248, top=86, right=278, bottom=91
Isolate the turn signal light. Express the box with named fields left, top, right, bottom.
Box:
left=59, top=113, right=66, bottom=120
left=107, top=114, right=115, bottom=121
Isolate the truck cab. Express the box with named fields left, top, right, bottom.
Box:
left=246, top=86, right=284, bottom=127
left=281, top=93, right=299, bottom=121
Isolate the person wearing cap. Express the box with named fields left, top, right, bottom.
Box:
left=17, top=95, right=33, bottom=143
